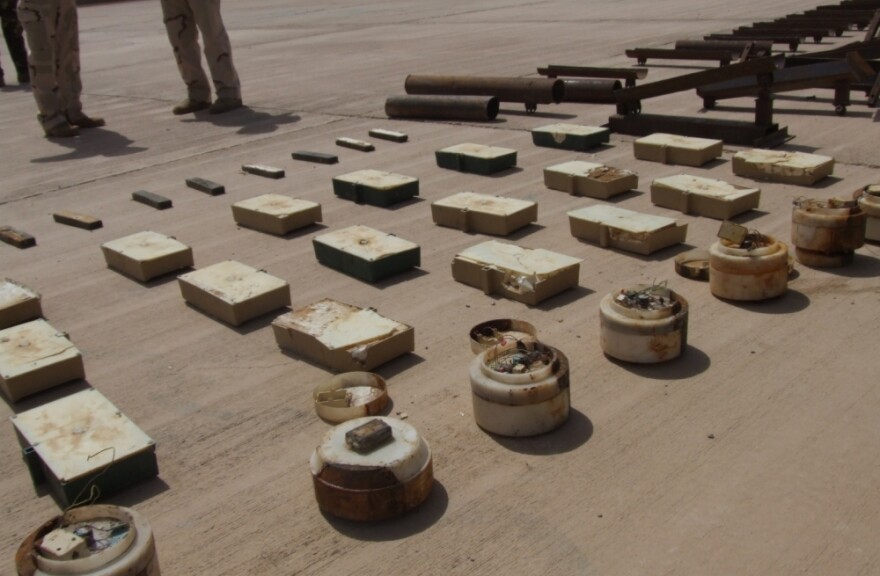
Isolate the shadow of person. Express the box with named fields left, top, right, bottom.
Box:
left=184, top=106, right=300, bottom=135
left=31, top=127, right=148, bottom=163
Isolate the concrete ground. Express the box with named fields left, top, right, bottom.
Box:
left=2, top=1, right=879, bottom=574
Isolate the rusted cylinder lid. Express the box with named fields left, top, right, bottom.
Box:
left=674, top=248, right=710, bottom=281
left=469, top=319, right=538, bottom=354
left=310, top=417, right=433, bottom=521
left=313, top=372, right=389, bottom=423
left=16, top=505, right=158, bottom=576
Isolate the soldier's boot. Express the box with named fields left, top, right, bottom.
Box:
left=172, top=98, right=211, bottom=115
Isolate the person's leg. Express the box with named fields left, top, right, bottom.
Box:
left=161, top=0, right=211, bottom=112
left=190, top=0, right=239, bottom=99
left=54, top=0, right=101, bottom=127
left=17, top=0, right=76, bottom=135
left=1, top=0, right=29, bottom=82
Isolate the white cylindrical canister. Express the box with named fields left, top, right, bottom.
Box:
left=599, top=285, right=688, bottom=364
left=15, top=505, right=160, bottom=576
left=313, top=372, right=389, bottom=423
left=310, top=416, right=433, bottom=521
left=791, top=197, right=866, bottom=267
left=709, top=234, right=789, bottom=301
left=470, top=341, right=570, bottom=437
left=855, top=185, right=880, bottom=242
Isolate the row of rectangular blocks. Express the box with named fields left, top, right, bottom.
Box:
left=0, top=130, right=840, bottom=508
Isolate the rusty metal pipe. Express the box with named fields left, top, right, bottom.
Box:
left=404, top=75, right=564, bottom=107
left=675, top=39, right=773, bottom=55
left=561, top=79, right=621, bottom=103
left=385, top=95, right=500, bottom=121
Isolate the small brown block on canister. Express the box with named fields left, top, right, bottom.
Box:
left=52, top=211, right=102, bottom=230
left=345, top=419, right=392, bottom=453
left=0, top=226, right=36, bottom=248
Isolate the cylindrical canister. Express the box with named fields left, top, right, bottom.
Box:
left=709, top=234, right=789, bottom=301
left=313, top=372, right=389, bottom=423
left=855, top=185, right=880, bottom=242
left=385, top=95, right=500, bottom=121
left=599, top=285, right=689, bottom=364
left=470, top=340, right=570, bottom=437
left=792, top=197, right=866, bottom=267
left=469, top=319, right=538, bottom=354
left=561, top=79, right=621, bottom=103
left=310, top=416, right=433, bottom=521
left=404, top=75, right=564, bottom=105
left=15, top=505, right=160, bottom=576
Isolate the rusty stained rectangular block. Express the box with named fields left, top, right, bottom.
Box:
left=132, top=190, right=172, bottom=210
left=651, top=175, right=761, bottom=220
left=451, top=240, right=581, bottom=306
left=568, top=205, right=688, bottom=255
left=272, top=298, right=414, bottom=372
left=291, top=151, right=339, bottom=164
left=0, top=226, right=36, bottom=249
left=186, top=177, right=225, bottom=196
left=52, top=210, right=103, bottom=230
left=633, top=133, right=723, bottom=167
left=345, top=419, right=393, bottom=453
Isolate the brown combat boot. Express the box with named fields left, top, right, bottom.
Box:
left=172, top=98, right=211, bottom=115
left=45, top=122, right=79, bottom=138
left=208, top=97, right=243, bottom=115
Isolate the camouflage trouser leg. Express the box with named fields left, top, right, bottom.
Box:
left=161, top=0, right=240, bottom=101
left=17, top=0, right=82, bottom=130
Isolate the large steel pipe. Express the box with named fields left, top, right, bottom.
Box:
left=675, top=39, right=773, bottom=56
left=562, top=79, right=621, bottom=103
left=385, top=95, right=500, bottom=121
left=404, top=75, right=564, bottom=111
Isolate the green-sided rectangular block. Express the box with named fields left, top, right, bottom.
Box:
left=332, top=169, right=419, bottom=207
left=313, top=225, right=420, bottom=282
left=11, top=388, right=158, bottom=507
left=435, top=143, right=517, bottom=175
left=531, top=124, right=610, bottom=151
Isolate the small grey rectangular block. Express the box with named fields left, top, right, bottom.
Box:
left=132, top=190, right=172, bottom=210
left=369, top=129, right=408, bottom=143
left=0, top=226, right=36, bottom=248
left=291, top=151, right=339, bottom=164
left=336, top=137, right=375, bottom=152
left=242, top=164, right=285, bottom=179
left=186, top=177, right=225, bottom=196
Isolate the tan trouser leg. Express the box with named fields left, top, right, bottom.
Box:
left=56, top=0, right=82, bottom=120
left=190, top=0, right=240, bottom=99
left=17, top=0, right=75, bottom=129
left=161, top=0, right=211, bottom=102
